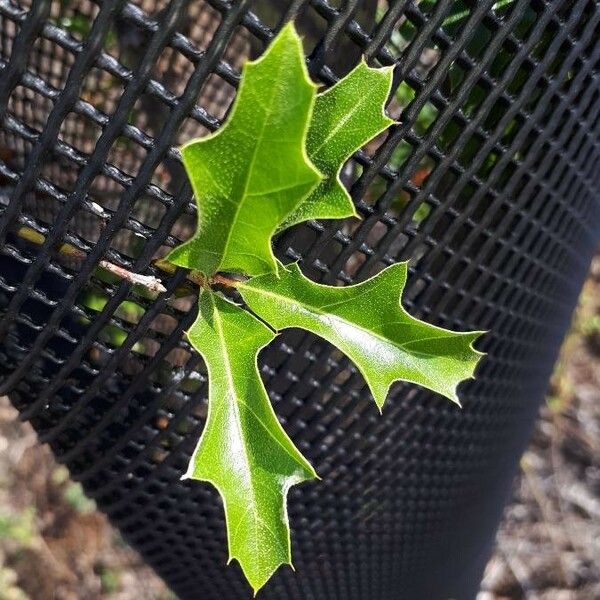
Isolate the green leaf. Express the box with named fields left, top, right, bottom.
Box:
left=239, top=262, right=484, bottom=409
left=281, top=61, right=395, bottom=229
left=167, top=23, right=322, bottom=277
left=166, top=23, right=486, bottom=594
left=184, top=289, right=317, bottom=593
left=417, top=0, right=518, bottom=35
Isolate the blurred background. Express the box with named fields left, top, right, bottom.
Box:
left=0, top=252, right=597, bottom=599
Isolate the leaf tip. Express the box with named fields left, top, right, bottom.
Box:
left=444, top=385, right=464, bottom=408
left=240, top=558, right=287, bottom=597
left=278, top=19, right=301, bottom=41
left=349, top=203, right=361, bottom=221
left=357, top=55, right=395, bottom=76
left=371, top=389, right=387, bottom=413
left=374, top=398, right=385, bottom=414
left=471, top=330, right=488, bottom=346
left=274, top=21, right=318, bottom=91
left=467, top=330, right=488, bottom=363
left=388, top=117, right=400, bottom=128
left=227, top=556, right=273, bottom=595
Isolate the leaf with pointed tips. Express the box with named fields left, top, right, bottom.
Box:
left=184, top=289, right=317, bottom=593
left=167, top=23, right=322, bottom=277
left=168, top=22, right=485, bottom=595
left=281, top=60, right=395, bottom=229
left=239, top=262, right=484, bottom=409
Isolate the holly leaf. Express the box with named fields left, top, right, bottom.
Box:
left=238, top=262, right=484, bottom=409
left=184, top=288, right=317, bottom=594
left=281, top=61, right=395, bottom=229
left=167, top=23, right=322, bottom=277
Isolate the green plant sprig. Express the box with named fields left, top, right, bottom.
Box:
left=167, top=23, right=484, bottom=594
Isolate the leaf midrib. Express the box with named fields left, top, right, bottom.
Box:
left=219, top=55, right=286, bottom=273
left=209, top=293, right=304, bottom=570
left=210, top=293, right=261, bottom=568
left=309, top=84, right=384, bottom=162
left=240, top=277, right=461, bottom=360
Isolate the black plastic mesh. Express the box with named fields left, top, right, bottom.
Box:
left=1, top=1, right=599, bottom=598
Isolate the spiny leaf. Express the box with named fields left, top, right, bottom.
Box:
left=169, top=23, right=485, bottom=594
left=167, top=23, right=322, bottom=277
left=238, top=262, right=484, bottom=409
left=281, top=61, right=395, bottom=229
left=184, top=289, right=317, bottom=593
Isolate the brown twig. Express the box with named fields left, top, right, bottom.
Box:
left=17, top=225, right=167, bottom=294
left=209, top=272, right=243, bottom=288
left=16, top=225, right=244, bottom=295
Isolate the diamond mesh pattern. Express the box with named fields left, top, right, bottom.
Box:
left=0, top=1, right=599, bottom=598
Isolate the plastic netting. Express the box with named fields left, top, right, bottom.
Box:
left=1, top=0, right=599, bottom=598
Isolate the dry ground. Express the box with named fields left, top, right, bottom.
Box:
left=478, top=253, right=600, bottom=600
left=0, top=399, right=171, bottom=600
left=0, top=255, right=598, bottom=600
